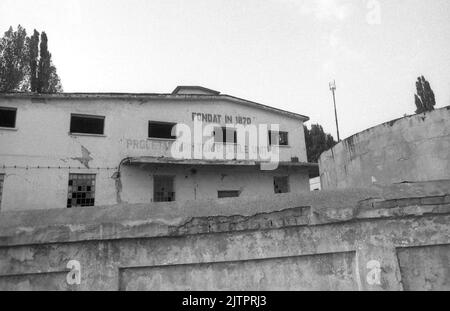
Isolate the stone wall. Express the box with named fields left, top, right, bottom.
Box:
left=319, top=106, right=450, bottom=189
left=0, top=180, right=449, bottom=291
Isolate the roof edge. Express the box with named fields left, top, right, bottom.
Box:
left=0, top=91, right=310, bottom=122
left=172, top=86, right=220, bottom=95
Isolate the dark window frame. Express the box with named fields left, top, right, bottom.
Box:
left=214, top=126, right=237, bottom=144
left=69, top=113, right=105, bottom=135
left=0, top=107, right=17, bottom=128
left=0, top=174, right=4, bottom=208
left=67, top=173, right=96, bottom=208
left=274, top=176, right=290, bottom=194
left=153, top=175, right=176, bottom=202
left=218, top=190, right=240, bottom=198
left=148, top=121, right=177, bottom=140
left=268, top=130, right=289, bottom=146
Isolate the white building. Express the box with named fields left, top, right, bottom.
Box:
left=310, top=177, right=322, bottom=191
left=0, top=86, right=318, bottom=211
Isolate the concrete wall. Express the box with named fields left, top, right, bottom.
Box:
left=0, top=94, right=309, bottom=211
left=0, top=180, right=449, bottom=291
left=310, top=177, right=321, bottom=191
left=121, top=164, right=310, bottom=204
left=319, top=106, right=450, bottom=189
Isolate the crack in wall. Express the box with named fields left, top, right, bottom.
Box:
left=168, top=206, right=311, bottom=236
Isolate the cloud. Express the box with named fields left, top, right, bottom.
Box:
left=329, top=29, right=365, bottom=62
left=321, top=29, right=366, bottom=77
left=273, top=0, right=356, bottom=22
left=64, top=0, right=83, bottom=26
left=271, top=0, right=362, bottom=77
left=298, top=0, right=355, bottom=22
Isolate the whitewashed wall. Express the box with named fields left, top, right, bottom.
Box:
left=0, top=96, right=309, bottom=211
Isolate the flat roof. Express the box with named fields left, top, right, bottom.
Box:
left=0, top=88, right=309, bottom=122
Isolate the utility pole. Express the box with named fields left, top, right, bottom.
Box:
left=329, top=80, right=341, bottom=142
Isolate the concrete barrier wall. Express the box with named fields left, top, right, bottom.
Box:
left=319, top=106, right=450, bottom=189
left=0, top=181, right=449, bottom=291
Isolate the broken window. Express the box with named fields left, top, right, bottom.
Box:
left=0, top=174, right=4, bottom=208
left=70, top=114, right=105, bottom=135
left=218, top=190, right=240, bottom=198
left=214, top=127, right=237, bottom=143
left=0, top=107, right=17, bottom=128
left=268, top=130, right=289, bottom=146
left=153, top=175, right=175, bottom=202
left=148, top=121, right=177, bottom=139
left=67, top=174, right=96, bottom=208
left=274, top=176, right=289, bottom=194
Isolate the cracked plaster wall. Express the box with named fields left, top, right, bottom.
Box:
left=319, top=106, right=450, bottom=189
left=0, top=182, right=448, bottom=291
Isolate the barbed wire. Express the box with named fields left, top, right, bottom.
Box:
left=0, top=165, right=118, bottom=170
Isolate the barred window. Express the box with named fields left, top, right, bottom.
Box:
left=274, top=176, right=290, bottom=194
left=0, top=174, right=4, bottom=208
left=153, top=175, right=175, bottom=202
left=70, top=114, right=105, bottom=135
left=214, top=127, right=237, bottom=144
left=268, top=130, right=289, bottom=146
left=67, top=174, right=96, bottom=208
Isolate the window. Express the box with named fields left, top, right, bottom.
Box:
left=148, top=121, right=177, bottom=139
left=67, top=174, right=96, bottom=208
left=0, top=174, right=4, bottom=208
left=153, top=175, right=175, bottom=202
left=274, top=176, right=289, bottom=194
left=70, top=114, right=105, bottom=135
left=0, top=107, right=17, bottom=128
left=268, top=131, right=289, bottom=146
left=218, top=190, right=240, bottom=198
left=214, top=127, right=237, bottom=144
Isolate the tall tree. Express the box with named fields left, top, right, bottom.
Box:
left=28, top=29, right=40, bottom=92
left=37, top=32, right=50, bottom=93
left=304, top=124, right=337, bottom=163
left=0, top=25, right=62, bottom=93
left=46, top=63, right=62, bottom=93
left=36, top=32, right=62, bottom=93
left=0, top=25, right=29, bottom=92
left=414, top=76, right=436, bottom=114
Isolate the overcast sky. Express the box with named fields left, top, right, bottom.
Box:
left=1, top=0, right=449, bottom=139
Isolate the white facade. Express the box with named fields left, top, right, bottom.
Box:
left=0, top=86, right=317, bottom=211
left=310, top=177, right=322, bottom=191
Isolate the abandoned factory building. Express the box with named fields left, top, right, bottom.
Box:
left=0, top=86, right=318, bottom=211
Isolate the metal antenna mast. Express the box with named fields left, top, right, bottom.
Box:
left=329, top=80, right=340, bottom=142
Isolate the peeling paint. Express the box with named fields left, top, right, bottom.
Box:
left=0, top=182, right=449, bottom=291
left=71, top=146, right=93, bottom=169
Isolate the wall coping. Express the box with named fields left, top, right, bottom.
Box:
left=320, top=105, right=450, bottom=161
left=0, top=180, right=449, bottom=247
